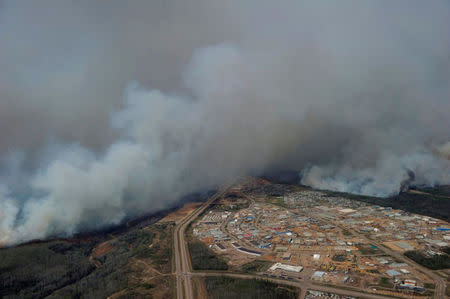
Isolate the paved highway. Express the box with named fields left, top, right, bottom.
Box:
left=174, top=185, right=232, bottom=299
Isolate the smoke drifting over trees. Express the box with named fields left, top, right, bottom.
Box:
left=1, top=1, right=449, bottom=245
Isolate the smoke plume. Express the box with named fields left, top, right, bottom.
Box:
left=1, top=1, right=450, bottom=245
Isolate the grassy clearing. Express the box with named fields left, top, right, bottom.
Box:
left=267, top=197, right=288, bottom=208
left=357, top=244, right=381, bottom=255
left=240, top=260, right=272, bottom=273
left=342, top=229, right=353, bottom=236
left=378, top=276, right=393, bottom=289
left=192, top=276, right=208, bottom=299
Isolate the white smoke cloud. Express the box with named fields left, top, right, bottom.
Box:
left=0, top=1, right=450, bottom=245
left=437, top=142, right=450, bottom=160
left=0, top=186, right=19, bottom=245
left=301, top=152, right=450, bottom=197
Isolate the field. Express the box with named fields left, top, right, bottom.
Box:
left=356, top=244, right=382, bottom=255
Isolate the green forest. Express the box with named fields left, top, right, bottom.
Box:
left=404, top=250, right=450, bottom=270
left=0, top=221, right=174, bottom=299
left=188, top=240, right=228, bottom=271
left=204, top=277, right=298, bottom=299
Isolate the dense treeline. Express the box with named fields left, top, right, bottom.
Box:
left=204, top=277, right=298, bottom=299
left=0, top=223, right=171, bottom=299
left=50, top=228, right=160, bottom=298
left=240, top=260, right=272, bottom=273
left=404, top=250, right=450, bottom=270
left=418, top=186, right=450, bottom=198
left=0, top=240, right=97, bottom=298
left=325, top=186, right=450, bottom=222
left=188, top=241, right=228, bottom=270
left=261, top=175, right=450, bottom=221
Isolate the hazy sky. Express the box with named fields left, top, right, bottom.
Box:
left=0, top=1, right=449, bottom=245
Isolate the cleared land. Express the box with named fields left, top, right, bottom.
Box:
left=159, top=202, right=203, bottom=223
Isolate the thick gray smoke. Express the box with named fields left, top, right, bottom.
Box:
left=1, top=1, right=450, bottom=245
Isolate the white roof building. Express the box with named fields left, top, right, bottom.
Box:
left=386, top=270, right=401, bottom=277
left=312, top=271, right=325, bottom=279
left=269, top=263, right=303, bottom=273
